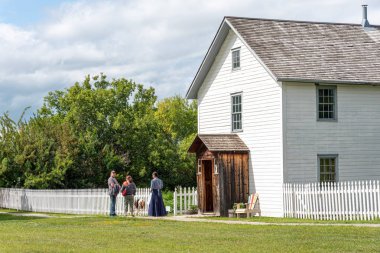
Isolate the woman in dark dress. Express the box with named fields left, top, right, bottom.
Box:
left=148, top=172, right=167, bottom=217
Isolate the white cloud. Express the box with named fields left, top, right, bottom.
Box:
left=0, top=0, right=379, bottom=119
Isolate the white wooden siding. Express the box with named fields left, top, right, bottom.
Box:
left=285, top=83, right=380, bottom=183
left=197, top=29, right=283, bottom=217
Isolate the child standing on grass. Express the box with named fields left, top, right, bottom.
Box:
left=121, top=175, right=136, bottom=216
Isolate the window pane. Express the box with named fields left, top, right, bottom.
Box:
left=319, top=157, right=337, bottom=183
left=232, top=49, right=240, bottom=69
left=318, top=87, right=336, bottom=120
left=320, top=160, right=325, bottom=172
left=231, top=94, right=242, bottom=131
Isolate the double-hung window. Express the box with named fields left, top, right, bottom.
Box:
left=318, top=155, right=338, bottom=183
left=231, top=93, right=242, bottom=132
left=317, top=86, right=337, bottom=120
left=232, top=48, right=240, bottom=70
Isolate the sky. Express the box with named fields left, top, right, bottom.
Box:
left=0, top=0, right=379, bottom=119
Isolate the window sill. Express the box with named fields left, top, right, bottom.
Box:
left=317, top=119, right=337, bottom=122
left=232, top=130, right=243, bottom=133
left=231, top=67, right=241, bottom=72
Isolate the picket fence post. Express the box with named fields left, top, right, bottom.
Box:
left=173, top=187, right=177, bottom=216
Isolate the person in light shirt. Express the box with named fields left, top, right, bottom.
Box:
left=148, top=171, right=167, bottom=217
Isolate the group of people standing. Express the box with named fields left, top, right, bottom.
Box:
left=107, top=170, right=167, bottom=217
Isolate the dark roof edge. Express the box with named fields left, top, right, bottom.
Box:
left=280, top=78, right=380, bottom=85
left=225, top=16, right=380, bottom=27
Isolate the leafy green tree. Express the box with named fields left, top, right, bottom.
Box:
left=17, top=117, right=77, bottom=189
left=39, top=74, right=158, bottom=187
left=0, top=74, right=197, bottom=189
left=152, top=96, right=197, bottom=188
left=0, top=112, right=23, bottom=187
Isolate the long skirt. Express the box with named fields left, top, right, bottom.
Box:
left=148, top=189, right=167, bottom=216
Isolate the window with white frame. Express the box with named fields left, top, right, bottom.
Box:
left=231, top=48, right=240, bottom=70
left=231, top=93, right=242, bottom=132
left=318, top=155, right=338, bottom=183
left=317, top=86, right=336, bottom=120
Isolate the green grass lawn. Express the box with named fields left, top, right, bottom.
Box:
left=0, top=212, right=380, bottom=252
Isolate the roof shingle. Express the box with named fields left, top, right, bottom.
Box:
left=227, top=17, right=380, bottom=84
left=188, top=134, right=249, bottom=153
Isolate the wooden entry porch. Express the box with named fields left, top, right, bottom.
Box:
left=188, top=134, right=250, bottom=216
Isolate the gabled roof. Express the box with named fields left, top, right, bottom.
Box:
left=188, top=134, right=249, bottom=153
left=186, top=17, right=380, bottom=99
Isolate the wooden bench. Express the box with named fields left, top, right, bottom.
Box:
left=234, top=193, right=261, bottom=218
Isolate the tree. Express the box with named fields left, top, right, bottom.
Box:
left=0, top=112, right=23, bottom=187
left=152, top=96, right=197, bottom=188
left=38, top=74, right=158, bottom=187
left=0, top=74, right=197, bottom=189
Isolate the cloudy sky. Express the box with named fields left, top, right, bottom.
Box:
left=0, top=0, right=379, bottom=119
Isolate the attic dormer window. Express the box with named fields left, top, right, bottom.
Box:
left=232, top=48, right=240, bottom=70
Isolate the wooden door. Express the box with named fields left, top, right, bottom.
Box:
left=203, top=160, right=213, bottom=212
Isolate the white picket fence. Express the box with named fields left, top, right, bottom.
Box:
left=0, top=188, right=151, bottom=215
left=284, top=180, right=380, bottom=220
left=173, top=187, right=197, bottom=215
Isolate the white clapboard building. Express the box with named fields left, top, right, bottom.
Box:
left=187, top=5, right=380, bottom=217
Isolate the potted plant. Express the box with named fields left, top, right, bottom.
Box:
left=233, top=203, right=246, bottom=212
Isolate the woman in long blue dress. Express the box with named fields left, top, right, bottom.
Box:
left=148, top=172, right=167, bottom=216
